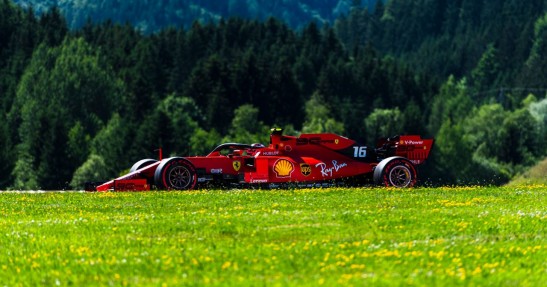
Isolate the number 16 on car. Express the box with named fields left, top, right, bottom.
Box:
left=353, top=146, right=367, bottom=158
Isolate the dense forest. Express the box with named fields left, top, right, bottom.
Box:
left=0, top=0, right=546, bottom=190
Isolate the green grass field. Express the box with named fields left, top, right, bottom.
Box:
left=1, top=186, right=545, bottom=286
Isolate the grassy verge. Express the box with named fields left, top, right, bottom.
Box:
left=1, top=186, right=545, bottom=286
left=508, top=157, right=547, bottom=186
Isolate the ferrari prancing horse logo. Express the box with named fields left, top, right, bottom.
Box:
left=233, top=160, right=241, bottom=171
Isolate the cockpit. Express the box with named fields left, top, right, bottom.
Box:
left=207, top=143, right=263, bottom=157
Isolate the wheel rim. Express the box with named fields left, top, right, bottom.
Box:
left=388, top=165, right=412, bottom=187
left=168, top=166, right=192, bottom=189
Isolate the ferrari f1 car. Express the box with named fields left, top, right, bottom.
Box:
left=86, top=129, right=433, bottom=191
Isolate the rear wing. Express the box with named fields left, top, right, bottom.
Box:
left=376, top=135, right=434, bottom=165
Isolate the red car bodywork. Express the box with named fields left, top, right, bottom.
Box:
left=89, top=130, right=433, bottom=191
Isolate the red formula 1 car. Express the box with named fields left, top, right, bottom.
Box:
left=86, top=129, right=433, bottom=191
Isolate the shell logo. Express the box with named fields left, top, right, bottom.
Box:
left=273, top=159, right=294, bottom=178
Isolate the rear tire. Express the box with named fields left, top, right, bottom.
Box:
left=374, top=157, right=417, bottom=188
left=154, top=157, right=197, bottom=190
left=130, top=159, right=159, bottom=173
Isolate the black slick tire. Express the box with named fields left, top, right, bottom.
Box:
left=373, top=157, right=417, bottom=188
left=154, top=157, right=197, bottom=190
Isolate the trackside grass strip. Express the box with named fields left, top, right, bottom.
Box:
left=0, top=186, right=545, bottom=286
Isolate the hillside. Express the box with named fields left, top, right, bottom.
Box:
left=13, top=0, right=380, bottom=32
left=507, top=157, right=547, bottom=186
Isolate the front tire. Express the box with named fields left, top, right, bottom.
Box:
left=374, top=157, right=417, bottom=188
left=154, top=157, right=197, bottom=190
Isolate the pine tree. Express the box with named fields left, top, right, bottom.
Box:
left=39, top=6, right=68, bottom=46
left=470, top=44, right=501, bottom=97
left=522, top=13, right=547, bottom=88
left=10, top=38, right=124, bottom=189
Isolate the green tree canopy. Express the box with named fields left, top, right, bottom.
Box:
left=8, top=38, right=124, bottom=189
left=428, top=76, right=473, bottom=135
left=522, top=13, right=547, bottom=87
left=301, top=92, right=345, bottom=134
left=70, top=154, right=109, bottom=189
left=431, top=120, right=473, bottom=183
left=363, top=107, right=403, bottom=145
left=222, top=104, right=269, bottom=144
left=528, top=96, right=547, bottom=149
left=470, top=44, right=501, bottom=95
